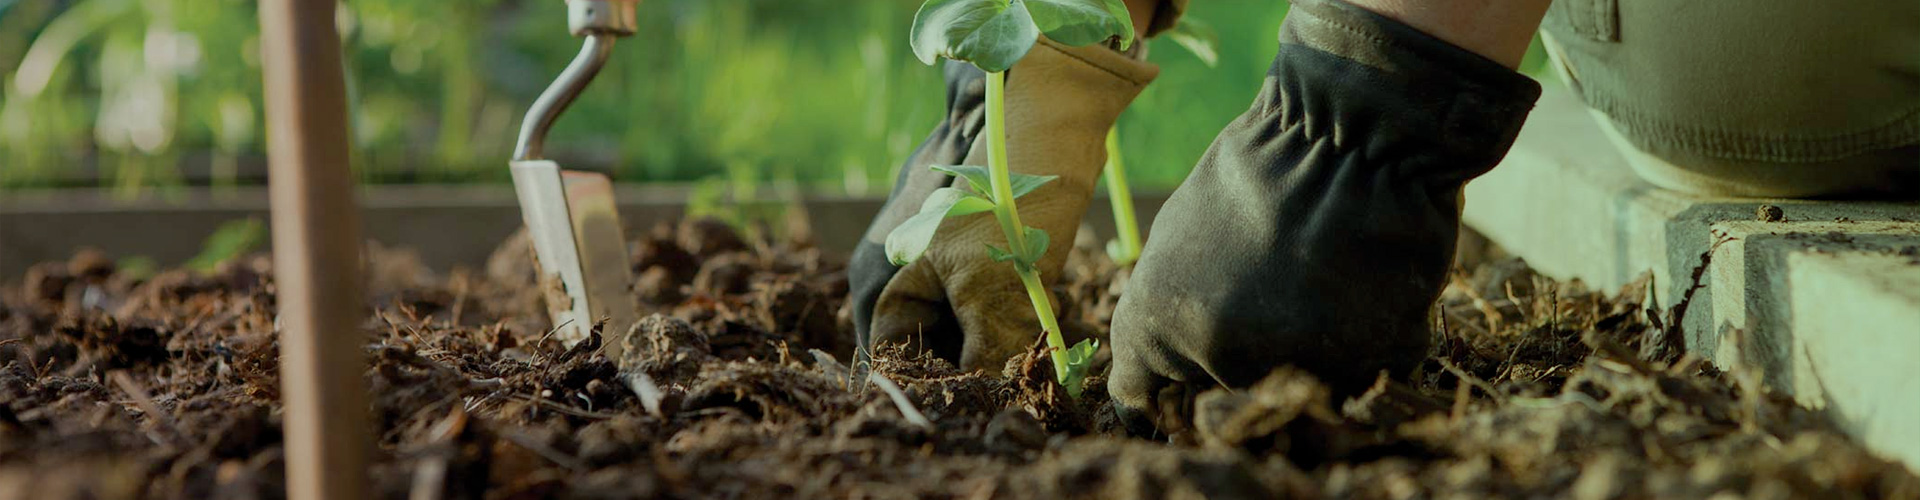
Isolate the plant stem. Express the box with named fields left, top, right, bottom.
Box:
left=1103, top=127, right=1142, bottom=266
left=985, top=71, right=1071, bottom=376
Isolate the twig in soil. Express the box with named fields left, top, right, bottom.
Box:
left=808, top=349, right=850, bottom=381
left=1438, top=359, right=1501, bottom=405
left=410, top=406, right=468, bottom=500
left=624, top=372, right=665, bottom=417
left=537, top=318, right=578, bottom=345
left=867, top=372, right=933, bottom=430
left=1449, top=271, right=1505, bottom=333
left=500, top=430, right=589, bottom=471
left=448, top=272, right=470, bottom=326
left=514, top=393, right=620, bottom=420
left=848, top=346, right=872, bottom=393
left=110, top=371, right=184, bottom=446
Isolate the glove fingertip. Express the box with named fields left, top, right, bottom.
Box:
left=1106, top=347, right=1171, bottom=439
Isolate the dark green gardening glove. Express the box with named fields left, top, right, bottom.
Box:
left=1107, top=0, right=1543, bottom=437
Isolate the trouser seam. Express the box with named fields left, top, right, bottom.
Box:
left=1583, top=91, right=1920, bottom=164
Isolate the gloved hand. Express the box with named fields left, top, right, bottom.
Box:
left=1107, top=0, right=1543, bottom=437
left=849, top=39, right=1158, bottom=372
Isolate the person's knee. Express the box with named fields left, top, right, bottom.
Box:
left=1541, top=0, right=1920, bottom=199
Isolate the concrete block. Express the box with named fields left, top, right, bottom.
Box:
left=1788, top=251, right=1920, bottom=468
left=1464, top=86, right=1920, bottom=469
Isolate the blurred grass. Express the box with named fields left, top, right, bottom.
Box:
left=0, top=0, right=1549, bottom=194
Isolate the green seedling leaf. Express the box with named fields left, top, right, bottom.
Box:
left=1057, top=338, right=1100, bottom=397
left=1164, top=17, right=1220, bottom=68
left=1007, top=172, right=1057, bottom=199
left=1026, top=0, right=1135, bottom=49
left=986, top=244, right=1016, bottom=263
left=930, top=164, right=995, bottom=196
left=1017, top=226, right=1050, bottom=265
left=931, top=165, right=1056, bottom=203
left=886, top=187, right=996, bottom=266
left=911, top=0, right=1040, bottom=73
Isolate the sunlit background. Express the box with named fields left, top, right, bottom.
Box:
left=0, top=0, right=1546, bottom=195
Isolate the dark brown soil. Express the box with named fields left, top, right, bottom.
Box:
left=1, top=217, right=1914, bottom=499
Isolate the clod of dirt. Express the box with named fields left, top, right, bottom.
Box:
left=1009, top=438, right=1319, bottom=499
left=635, top=267, right=688, bottom=306
left=631, top=236, right=699, bottom=285
left=66, top=250, right=115, bottom=284
left=1192, top=368, right=1376, bottom=468
left=691, top=252, right=757, bottom=296
left=618, top=314, right=712, bottom=381
left=983, top=408, right=1049, bottom=452
left=677, top=217, right=749, bottom=258
left=1757, top=204, right=1786, bottom=222
left=21, top=262, right=72, bottom=305
left=55, top=317, right=170, bottom=369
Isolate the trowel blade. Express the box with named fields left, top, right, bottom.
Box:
left=509, top=160, right=638, bottom=355
left=560, top=170, right=639, bottom=358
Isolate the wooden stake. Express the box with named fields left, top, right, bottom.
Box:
left=257, top=1, right=372, bottom=499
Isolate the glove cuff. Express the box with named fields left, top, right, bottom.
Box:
left=997, top=38, right=1160, bottom=191
left=1274, top=0, right=1543, bottom=170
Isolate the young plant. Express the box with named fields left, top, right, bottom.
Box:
left=1103, top=17, right=1216, bottom=266
left=1098, top=127, right=1146, bottom=266
left=888, top=0, right=1135, bottom=397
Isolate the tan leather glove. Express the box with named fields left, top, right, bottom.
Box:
left=863, top=39, right=1158, bottom=372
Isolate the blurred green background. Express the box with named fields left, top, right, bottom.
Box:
left=0, top=0, right=1547, bottom=194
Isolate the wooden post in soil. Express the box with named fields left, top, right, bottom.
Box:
left=256, top=0, right=372, bottom=499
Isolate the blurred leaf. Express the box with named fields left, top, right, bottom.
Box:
left=910, top=0, right=1038, bottom=73
left=116, top=255, right=158, bottom=281
left=1164, top=17, right=1219, bottom=68
left=1027, top=0, right=1133, bottom=48
left=187, top=218, right=265, bottom=272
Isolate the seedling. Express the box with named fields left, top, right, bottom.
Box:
left=1102, top=17, right=1215, bottom=266
left=888, top=0, right=1135, bottom=397
left=1101, top=128, right=1142, bottom=266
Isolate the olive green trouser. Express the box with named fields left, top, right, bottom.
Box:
left=1541, top=0, right=1920, bottom=198
left=1155, top=0, right=1920, bottom=198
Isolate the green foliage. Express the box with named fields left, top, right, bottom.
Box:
left=910, top=0, right=1038, bottom=73
left=884, top=186, right=994, bottom=266
left=186, top=217, right=264, bottom=272
left=910, top=0, right=1133, bottom=73
left=1025, top=0, right=1133, bottom=49
left=982, top=225, right=1048, bottom=269
left=930, top=164, right=1053, bottom=202
left=1056, top=338, right=1098, bottom=397
left=1, top=1, right=1386, bottom=194
left=1163, top=17, right=1219, bottom=68
left=883, top=167, right=1053, bottom=267
left=116, top=255, right=158, bottom=281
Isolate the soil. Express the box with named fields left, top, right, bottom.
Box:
left=1, top=217, right=1915, bottom=499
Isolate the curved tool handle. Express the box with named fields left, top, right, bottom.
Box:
left=513, top=35, right=614, bottom=162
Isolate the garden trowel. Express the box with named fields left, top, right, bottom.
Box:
left=510, top=0, right=640, bottom=357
